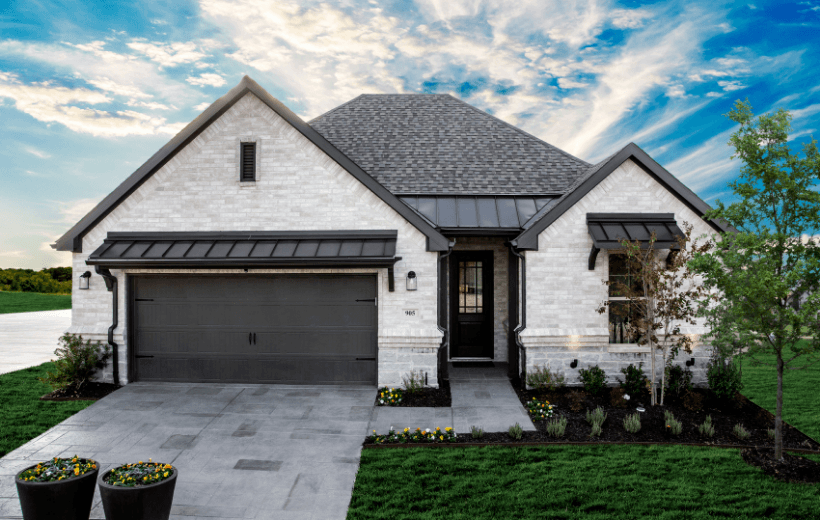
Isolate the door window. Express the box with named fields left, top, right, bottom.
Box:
left=458, top=261, right=483, bottom=313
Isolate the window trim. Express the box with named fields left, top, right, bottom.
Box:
left=607, top=252, right=644, bottom=345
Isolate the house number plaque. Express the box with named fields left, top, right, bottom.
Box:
left=404, top=309, right=418, bottom=317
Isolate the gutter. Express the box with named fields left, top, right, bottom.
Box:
left=508, top=242, right=526, bottom=380
left=437, top=240, right=456, bottom=384
left=94, top=266, right=119, bottom=386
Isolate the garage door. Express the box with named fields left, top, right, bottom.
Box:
left=131, top=275, right=377, bottom=384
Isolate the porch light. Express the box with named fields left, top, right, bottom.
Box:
left=570, top=359, right=578, bottom=369
left=79, top=271, right=91, bottom=290
left=406, top=271, right=417, bottom=291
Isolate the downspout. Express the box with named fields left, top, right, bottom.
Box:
left=94, top=266, right=119, bottom=386
left=509, top=245, right=526, bottom=381
left=437, top=240, right=456, bottom=385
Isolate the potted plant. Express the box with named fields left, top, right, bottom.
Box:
left=16, top=455, right=98, bottom=520
left=98, top=460, right=177, bottom=520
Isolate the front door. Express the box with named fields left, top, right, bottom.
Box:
left=450, top=251, right=494, bottom=359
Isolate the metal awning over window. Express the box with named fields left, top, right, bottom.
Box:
left=586, top=213, right=684, bottom=270
left=87, top=230, right=400, bottom=276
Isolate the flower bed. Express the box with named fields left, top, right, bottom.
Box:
left=525, top=398, right=555, bottom=420
left=104, top=459, right=175, bottom=487
left=369, top=426, right=458, bottom=444
left=376, top=387, right=404, bottom=406
left=374, top=378, right=452, bottom=407
left=18, top=456, right=97, bottom=482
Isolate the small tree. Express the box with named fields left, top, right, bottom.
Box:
left=597, top=224, right=708, bottom=405
left=689, top=99, right=820, bottom=460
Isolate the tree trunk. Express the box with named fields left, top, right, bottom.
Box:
left=775, top=351, right=784, bottom=460
left=648, top=303, right=656, bottom=406
left=660, top=345, right=667, bottom=406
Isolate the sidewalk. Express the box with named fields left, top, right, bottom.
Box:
left=0, top=309, right=70, bottom=375
left=368, top=363, right=536, bottom=434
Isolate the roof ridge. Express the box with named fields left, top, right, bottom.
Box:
left=443, top=94, right=592, bottom=168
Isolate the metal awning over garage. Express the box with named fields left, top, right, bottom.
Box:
left=87, top=231, right=401, bottom=287
left=586, top=213, right=684, bottom=270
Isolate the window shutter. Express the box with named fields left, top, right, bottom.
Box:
left=241, top=142, right=256, bottom=181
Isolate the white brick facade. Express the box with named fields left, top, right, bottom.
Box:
left=521, top=159, right=719, bottom=386
left=70, top=93, right=442, bottom=388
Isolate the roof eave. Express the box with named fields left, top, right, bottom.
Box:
left=54, top=76, right=450, bottom=253
left=512, top=143, right=737, bottom=251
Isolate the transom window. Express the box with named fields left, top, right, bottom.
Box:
left=458, top=261, right=483, bottom=313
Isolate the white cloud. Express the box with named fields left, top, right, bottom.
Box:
left=186, top=73, right=227, bottom=87
left=0, top=250, right=27, bottom=258
left=0, top=74, right=182, bottom=137
left=54, top=197, right=103, bottom=225
left=24, top=146, right=51, bottom=159
left=126, top=40, right=208, bottom=68
left=557, top=78, right=588, bottom=89
left=610, top=8, right=651, bottom=29
left=718, top=80, right=746, bottom=91
left=85, top=77, right=151, bottom=99
left=193, top=102, right=212, bottom=111
left=126, top=100, right=173, bottom=110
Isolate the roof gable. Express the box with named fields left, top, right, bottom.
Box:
left=53, top=77, right=449, bottom=252
left=309, top=94, right=590, bottom=195
left=512, top=143, right=735, bottom=250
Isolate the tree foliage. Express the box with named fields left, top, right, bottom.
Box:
left=0, top=267, right=72, bottom=294
left=689, top=99, right=820, bottom=460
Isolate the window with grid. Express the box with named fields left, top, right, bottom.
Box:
left=608, top=253, right=643, bottom=344
left=458, top=261, right=483, bottom=313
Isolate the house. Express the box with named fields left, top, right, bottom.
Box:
left=53, top=76, right=730, bottom=388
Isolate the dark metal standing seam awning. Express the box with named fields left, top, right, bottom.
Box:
left=86, top=230, right=402, bottom=290
left=586, top=213, right=684, bottom=270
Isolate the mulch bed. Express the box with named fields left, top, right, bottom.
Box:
left=514, top=386, right=820, bottom=451
left=375, top=378, right=452, bottom=407
left=741, top=447, right=820, bottom=484
left=40, top=382, right=121, bottom=401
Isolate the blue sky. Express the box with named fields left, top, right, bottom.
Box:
left=1, top=0, right=819, bottom=269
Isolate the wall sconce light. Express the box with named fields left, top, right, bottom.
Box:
left=79, top=271, right=91, bottom=290
left=570, top=359, right=578, bottom=369
left=406, top=271, right=417, bottom=291
left=686, top=358, right=695, bottom=367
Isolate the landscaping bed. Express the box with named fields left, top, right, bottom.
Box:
left=375, top=378, right=451, bottom=407
left=40, top=382, right=120, bottom=401
left=515, top=386, right=820, bottom=452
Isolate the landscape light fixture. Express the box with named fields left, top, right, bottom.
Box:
left=79, top=271, right=91, bottom=290
left=406, top=271, right=417, bottom=291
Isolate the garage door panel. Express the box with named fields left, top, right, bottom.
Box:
left=132, top=275, right=377, bottom=384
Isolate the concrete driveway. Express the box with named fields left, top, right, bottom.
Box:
left=0, top=309, right=71, bottom=375
left=0, top=382, right=375, bottom=520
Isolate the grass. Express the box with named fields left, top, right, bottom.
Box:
left=349, top=444, right=819, bottom=519
left=740, top=342, right=820, bottom=442
left=0, top=291, right=71, bottom=314
left=0, top=362, right=96, bottom=458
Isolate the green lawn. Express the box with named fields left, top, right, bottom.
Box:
left=740, top=343, right=820, bottom=442
left=349, top=444, right=819, bottom=519
left=0, top=363, right=95, bottom=458
left=0, top=291, right=71, bottom=314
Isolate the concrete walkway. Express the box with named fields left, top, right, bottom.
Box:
left=368, top=363, right=536, bottom=434
left=0, top=309, right=71, bottom=375
left=0, top=382, right=374, bottom=520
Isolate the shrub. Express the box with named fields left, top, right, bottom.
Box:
left=526, top=397, right=555, bottom=421
left=707, top=359, right=744, bottom=400
left=733, top=423, right=751, bottom=440
left=568, top=390, right=586, bottom=412
left=525, top=365, right=566, bottom=391
left=585, top=406, right=607, bottom=427
left=666, top=365, right=693, bottom=398
left=546, top=416, right=567, bottom=438
left=578, top=365, right=607, bottom=396
left=470, top=426, right=484, bottom=439
left=590, top=422, right=603, bottom=437
left=618, top=363, right=648, bottom=397
left=402, top=370, right=425, bottom=394
left=623, top=413, right=641, bottom=433
left=508, top=423, right=524, bottom=440
left=698, top=415, right=715, bottom=437
left=682, top=391, right=704, bottom=412
left=377, top=387, right=404, bottom=406
left=664, top=410, right=683, bottom=436
left=610, top=387, right=628, bottom=408
left=38, top=334, right=111, bottom=393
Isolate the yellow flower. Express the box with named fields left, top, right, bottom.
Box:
left=445, top=427, right=452, bottom=431
left=163, top=472, right=168, bottom=477
left=138, top=461, right=143, bottom=464
left=440, top=435, right=444, bottom=440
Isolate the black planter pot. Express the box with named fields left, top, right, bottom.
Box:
left=98, top=468, right=177, bottom=520
left=15, top=463, right=98, bottom=520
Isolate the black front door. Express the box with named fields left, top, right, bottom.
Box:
left=450, top=251, right=494, bottom=359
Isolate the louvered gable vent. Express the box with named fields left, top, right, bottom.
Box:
left=240, top=142, right=256, bottom=181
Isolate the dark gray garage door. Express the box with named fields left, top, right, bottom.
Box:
left=131, top=275, right=377, bottom=384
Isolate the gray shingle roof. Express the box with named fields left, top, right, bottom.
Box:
left=309, top=94, right=590, bottom=195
